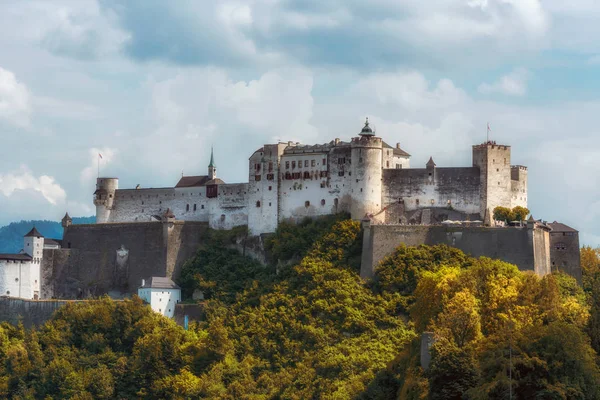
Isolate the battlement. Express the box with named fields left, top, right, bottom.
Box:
left=473, top=142, right=511, bottom=150
left=351, top=136, right=382, bottom=146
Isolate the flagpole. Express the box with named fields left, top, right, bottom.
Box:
left=98, top=154, right=100, bottom=178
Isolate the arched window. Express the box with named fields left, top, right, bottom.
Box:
left=321, top=199, right=326, bottom=206
left=256, top=201, right=261, bottom=207
left=186, top=204, right=190, bottom=212
left=305, top=201, right=310, bottom=207
left=193, top=204, right=197, bottom=211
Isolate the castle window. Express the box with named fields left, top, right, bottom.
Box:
left=320, top=171, right=328, bottom=178
left=360, top=188, right=363, bottom=192
left=286, top=161, right=290, bottom=169
left=256, top=201, right=261, bottom=207
left=498, top=182, right=500, bottom=185
left=323, top=158, right=326, bottom=165
left=303, top=171, right=310, bottom=179
left=305, top=160, right=309, bottom=167
left=142, top=201, right=144, bottom=205
left=416, top=199, right=420, bottom=206
left=387, top=161, right=390, bottom=168
left=292, top=161, right=296, bottom=169
left=255, top=175, right=261, bottom=181
left=497, top=169, right=499, bottom=172
left=285, top=172, right=292, bottom=180
left=311, top=160, right=316, bottom=167
left=269, top=202, right=272, bottom=206
left=321, top=199, right=326, bottom=206
left=338, top=157, right=346, bottom=164
left=221, top=214, right=225, bottom=221
left=255, top=163, right=261, bottom=172
left=305, top=201, right=310, bottom=207
left=201, top=205, right=204, bottom=209
left=186, top=204, right=190, bottom=212
left=268, top=162, right=273, bottom=172
left=193, top=204, right=197, bottom=211
left=554, top=242, right=567, bottom=251
left=396, top=164, right=401, bottom=169
left=267, top=173, right=274, bottom=180
left=338, top=171, right=344, bottom=177
left=334, top=198, right=339, bottom=207
left=109, top=194, right=112, bottom=198
left=15, top=278, right=18, bottom=282
left=359, top=157, right=363, bottom=163
left=268, top=186, right=272, bottom=191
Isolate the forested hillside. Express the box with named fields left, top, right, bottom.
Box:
left=0, top=217, right=95, bottom=253
left=0, top=215, right=599, bottom=399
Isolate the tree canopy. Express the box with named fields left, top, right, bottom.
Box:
left=0, top=217, right=596, bottom=399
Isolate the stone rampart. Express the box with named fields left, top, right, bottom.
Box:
left=0, top=297, right=82, bottom=328
left=361, top=223, right=551, bottom=279
left=42, top=221, right=209, bottom=298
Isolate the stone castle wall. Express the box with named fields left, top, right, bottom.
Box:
left=382, top=167, right=481, bottom=216
left=361, top=223, right=552, bottom=279
left=42, top=221, right=209, bottom=298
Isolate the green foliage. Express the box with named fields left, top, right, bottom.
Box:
left=493, top=206, right=530, bottom=223
left=265, top=212, right=352, bottom=265
left=0, top=221, right=597, bottom=399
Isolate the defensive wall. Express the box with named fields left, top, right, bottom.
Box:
left=0, top=297, right=205, bottom=329
left=0, top=297, right=83, bottom=328
left=42, top=220, right=209, bottom=298
left=360, top=221, right=551, bottom=279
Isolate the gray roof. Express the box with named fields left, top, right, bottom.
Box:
left=140, top=277, right=180, bottom=289
left=548, top=222, right=578, bottom=233
left=24, top=227, right=43, bottom=238
left=0, top=254, right=32, bottom=261
left=175, top=175, right=211, bottom=188
left=44, top=238, right=62, bottom=247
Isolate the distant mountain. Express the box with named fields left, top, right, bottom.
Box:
left=0, top=217, right=95, bottom=253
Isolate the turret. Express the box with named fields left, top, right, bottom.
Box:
left=208, top=147, right=217, bottom=180
left=350, top=118, right=383, bottom=219
left=23, top=227, right=44, bottom=260
left=61, top=212, right=72, bottom=229
left=94, top=177, right=118, bottom=223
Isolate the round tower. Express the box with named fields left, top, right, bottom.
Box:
left=94, top=177, right=118, bottom=223
left=350, top=118, right=383, bottom=220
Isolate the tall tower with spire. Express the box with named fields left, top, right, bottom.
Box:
left=208, top=147, right=217, bottom=180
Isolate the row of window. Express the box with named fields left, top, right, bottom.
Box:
left=285, top=159, right=326, bottom=169
left=256, top=199, right=339, bottom=208
left=185, top=204, right=205, bottom=212
left=283, top=171, right=329, bottom=180
left=254, top=162, right=274, bottom=173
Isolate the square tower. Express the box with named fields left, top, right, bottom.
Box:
left=472, top=143, right=513, bottom=219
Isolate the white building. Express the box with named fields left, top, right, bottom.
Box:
left=94, top=118, right=528, bottom=235
left=0, top=227, right=43, bottom=300
left=137, top=277, right=181, bottom=318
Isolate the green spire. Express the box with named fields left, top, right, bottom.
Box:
left=208, top=147, right=215, bottom=168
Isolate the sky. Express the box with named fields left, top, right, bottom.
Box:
left=0, top=0, right=599, bottom=244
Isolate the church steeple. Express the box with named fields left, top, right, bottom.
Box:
left=208, top=147, right=217, bottom=179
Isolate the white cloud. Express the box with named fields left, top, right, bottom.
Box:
left=80, top=148, right=117, bottom=183
left=478, top=68, right=530, bottom=96
left=0, top=166, right=66, bottom=205
left=0, top=67, right=31, bottom=127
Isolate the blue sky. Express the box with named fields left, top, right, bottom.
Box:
left=0, top=0, right=599, bottom=245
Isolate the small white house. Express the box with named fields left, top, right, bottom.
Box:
left=0, top=227, right=43, bottom=300
left=137, top=277, right=181, bottom=318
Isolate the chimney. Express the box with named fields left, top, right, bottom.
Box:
left=335, top=138, right=340, bottom=145
left=396, top=143, right=401, bottom=149
left=288, top=141, right=294, bottom=146
left=141, top=279, right=145, bottom=287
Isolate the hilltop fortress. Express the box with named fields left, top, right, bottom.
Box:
left=31, top=119, right=580, bottom=299
left=94, top=119, right=527, bottom=234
